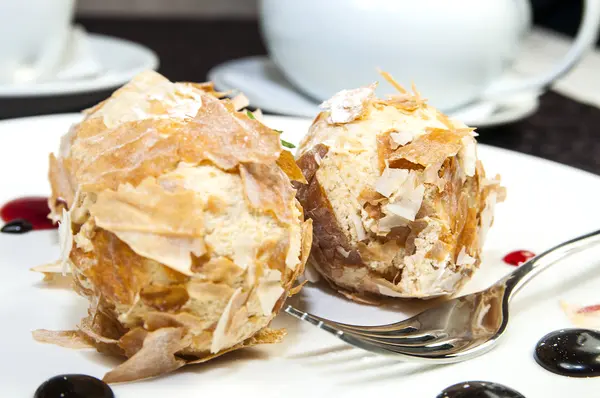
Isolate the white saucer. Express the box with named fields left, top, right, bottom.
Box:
left=0, top=34, right=159, bottom=98
left=208, top=56, right=540, bottom=128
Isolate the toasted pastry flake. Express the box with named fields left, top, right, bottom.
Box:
left=277, top=150, right=307, bottom=184
left=320, top=84, right=376, bottom=124
left=90, top=178, right=206, bottom=276
left=103, top=327, right=189, bottom=383
left=239, top=162, right=296, bottom=225
left=388, top=128, right=471, bottom=169
left=32, top=329, right=92, bottom=349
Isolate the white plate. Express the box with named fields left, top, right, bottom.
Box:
left=208, top=56, right=540, bottom=128
left=0, top=34, right=158, bottom=98
left=1, top=114, right=600, bottom=398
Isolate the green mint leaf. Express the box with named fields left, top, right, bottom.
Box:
left=246, top=110, right=256, bottom=119
left=274, top=129, right=283, bottom=134
left=281, top=140, right=296, bottom=149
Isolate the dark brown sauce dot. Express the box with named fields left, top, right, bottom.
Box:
left=1, top=218, right=33, bottom=234
left=34, top=374, right=114, bottom=398
left=534, top=328, right=600, bottom=377
left=437, top=381, right=525, bottom=398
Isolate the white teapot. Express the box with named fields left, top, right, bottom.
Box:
left=260, top=0, right=600, bottom=111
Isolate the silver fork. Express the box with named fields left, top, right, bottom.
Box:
left=285, top=229, right=600, bottom=363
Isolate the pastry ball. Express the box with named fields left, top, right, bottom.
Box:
left=296, top=76, right=504, bottom=302
left=46, top=71, right=311, bottom=382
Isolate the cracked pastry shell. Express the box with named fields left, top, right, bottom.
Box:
left=295, top=76, right=505, bottom=302
left=43, top=71, right=312, bottom=382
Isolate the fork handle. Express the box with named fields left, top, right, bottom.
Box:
left=501, top=229, right=600, bottom=301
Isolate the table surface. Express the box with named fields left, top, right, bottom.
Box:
left=16, top=18, right=600, bottom=176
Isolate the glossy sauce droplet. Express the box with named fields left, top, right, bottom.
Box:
left=0, top=196, right=55, bottom=233
left=534, top=328, right=600, bottom=377
left=577, top=304, right=600, bottom=314
left=502, top=250, right=535, bottom=266
left=34, top=374, right=114, bottom=398
left=0, top=219, right=33, bottom=234
left=437, top=381, right=525, bottom=398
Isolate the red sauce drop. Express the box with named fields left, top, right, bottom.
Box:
left=0, top=196, right=55, bottom=231
left=503, top=250, right=536, bottom=266
left=577, top=304, right=600, bottom=314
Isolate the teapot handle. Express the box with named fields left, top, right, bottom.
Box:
left=481, top=0, right=600, bottom=100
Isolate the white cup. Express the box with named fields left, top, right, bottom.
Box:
left=0, top=0, right=75, bottom=84
left=260, top=0, right=600, bottom=112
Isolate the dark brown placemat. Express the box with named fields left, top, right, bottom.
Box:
left=477, top=91, right=600, bottom=175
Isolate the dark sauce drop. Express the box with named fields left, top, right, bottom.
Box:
left=437, top=381, right=525, bottom=398
left=502, top=250, right=535, bottom=266
left=1, top=218, right=33, bottom=234
left=534, top=328, right=600, bottom=377
left=34, top=374, right=114, bottom=398
left=0, top=196, right=55, bottom=233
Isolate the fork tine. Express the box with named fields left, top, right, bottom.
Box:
left=335, top=330, right=402, bottom=357
left=285, top=306, right=464, bottom=362
left=345, top=334, right=458, bottom=357
left=328, top=318, right=468, bottom=354
left=285, top=306, right=436, bottom=346
left=335, top=329, right=463, bottom=361
left=285, top=306, right=442, bottom=347
left=326, top=318, right=421, bottom=334
left=323, top=319, right=454, bottom=348
left=349, top=333, right=458, bottom=353
left=331, top=322, right=421, bottom=335
left=285, top=305, right=422, bottom=336
left=338, top=328, right=446, bottom=346
left=284, top=306, right=391, bottom=354
left=284, top=305, right=345, bottom=338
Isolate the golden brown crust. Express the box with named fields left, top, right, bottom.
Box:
left=67, top=118, right=183, bottom=192
left=387, top=128, right=472, bottom=169
left=182, top=81, right=226, bottom=98
left=48, top=154, right=76, bottom=218
left=181, top=94, right=282, bottom=170
left=284, top=218, right=313, bottom=298
left=239, top=162, right=297, bottom=225
left=296, top=146, right=345, bottom=261
left=103, top=327, right=189, bottom=383
left=66, top=105, right=284, bottom=194
left=295, top=143, right=329, bottom=184
left=277, top=150, right=307, bottom=184
left=89, top=177, right=207, bottom=275
left=298, top=174, right=360, bottom=266
left=184, top=327, right=286, bottom=364
left=72, top=229, right=158, bottom=305
left=139, top=284, right=190, bottom=312
left=78, top=310, right=128, bottom=356
left=436, top=157, right=481, bottom=270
